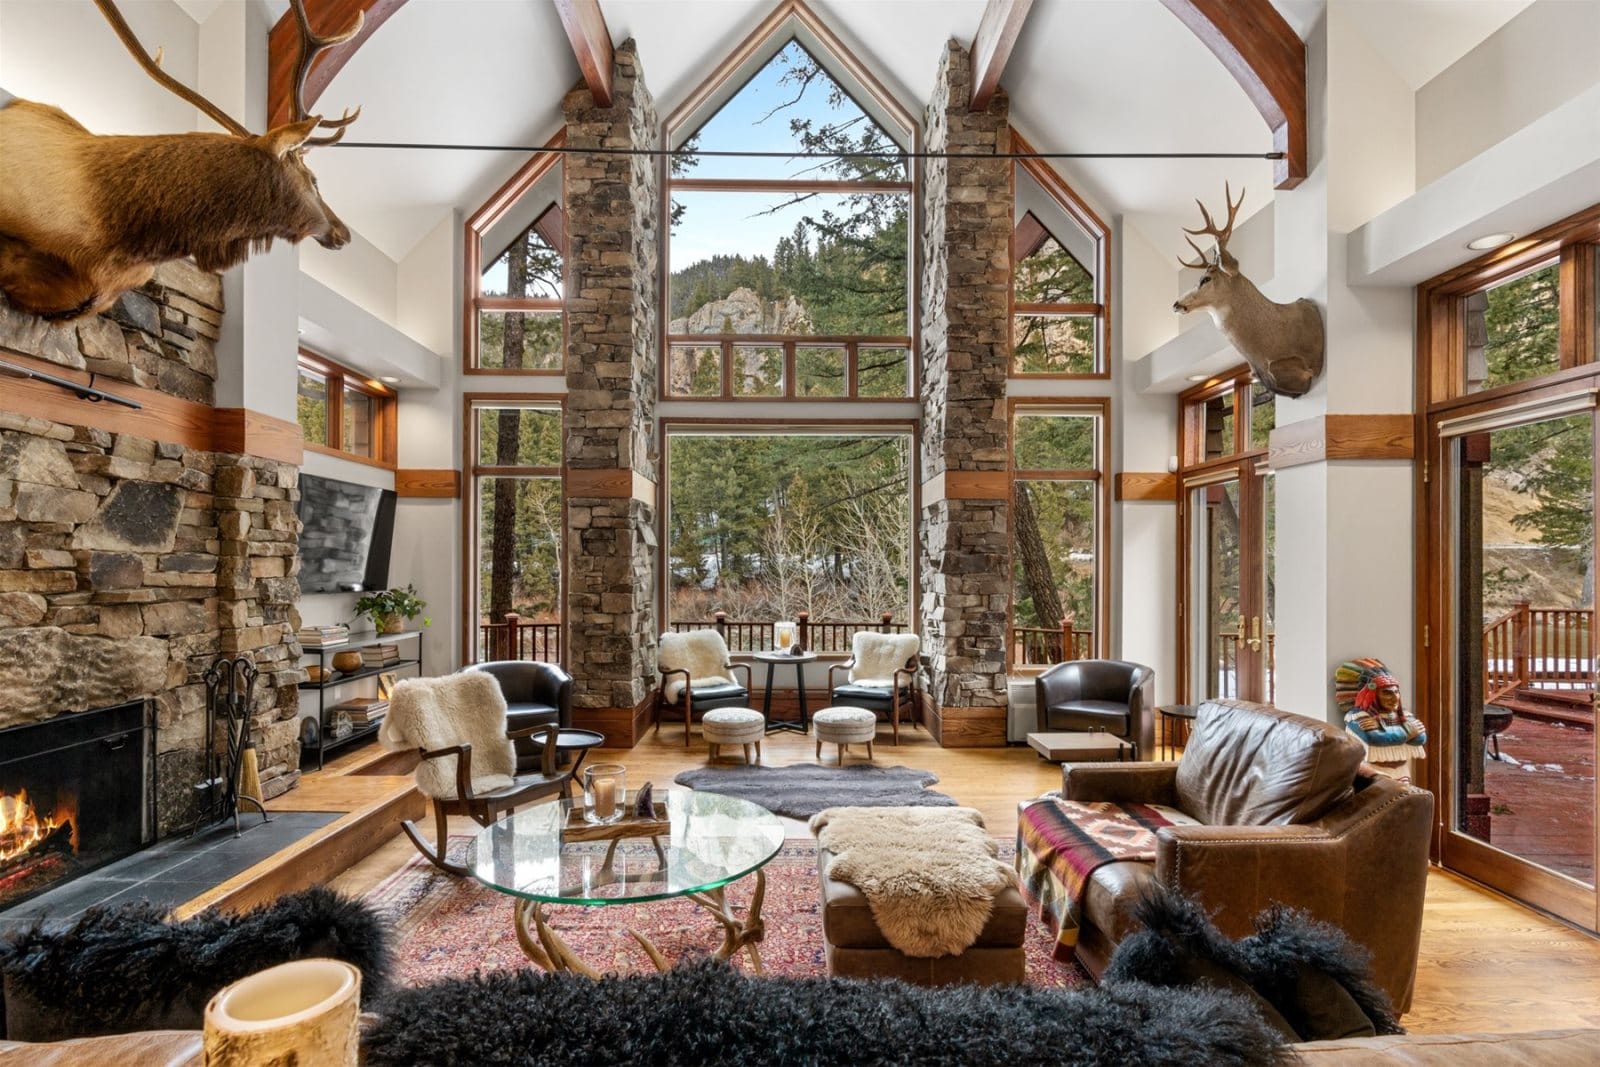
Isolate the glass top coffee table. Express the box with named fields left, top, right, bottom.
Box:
left=467, top=788, right=784, bottom=975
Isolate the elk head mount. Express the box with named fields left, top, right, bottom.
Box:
left=0, top=0, right=363, bottom=321
left=1172, top=184, right=1325, bottom=398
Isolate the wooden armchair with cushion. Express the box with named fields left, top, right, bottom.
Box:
left=379, top=671, right=572, bottom=876
left=828, top=631, right=921, bottom=744
left=654, top=629, right=753, bottom=747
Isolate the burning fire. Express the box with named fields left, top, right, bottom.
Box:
left=0, top=789, right=76, bottom=867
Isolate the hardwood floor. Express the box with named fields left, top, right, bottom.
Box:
left=318, top=723, right=1600, bottom=1034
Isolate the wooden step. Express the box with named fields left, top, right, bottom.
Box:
left=1492, top=691, right=1595, bottom=729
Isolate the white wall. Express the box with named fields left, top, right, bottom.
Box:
left=301, top=232, right=400, bottom=328
left=1415, top=0, right=1600, bottom=186
left=0, top=0, right=200, bottom=133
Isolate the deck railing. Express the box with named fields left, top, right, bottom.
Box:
left=1010, top=621, right=1095, bottom=667
left=670, top=611, right=906, bottom=653
left=478, top=613, right=561, bottom=663
left=1212, top=632, right=1277, bottom=705
left=1483, top=602, right=1595, bottom=700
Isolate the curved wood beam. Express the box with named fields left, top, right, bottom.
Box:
left=268, top=0, right=408, bottom=129
left=969, top=0, right=1034, bottom=112
left=1160, top=0, right=1306, bottom=189
left=554, top=0, right=615, bottom=108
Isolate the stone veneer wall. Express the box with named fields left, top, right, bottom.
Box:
left=0, top=263, right=302, bottom=833
left=918, top=41, right=1012, bottom=726
left=562, top=41, right=661, bottom=723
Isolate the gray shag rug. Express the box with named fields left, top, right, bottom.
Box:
left=671, top=763, right=956, bottom=818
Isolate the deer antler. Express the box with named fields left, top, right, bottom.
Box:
left=288, top=0, right=365, bottom=147
left=93, top=0, right=251, bottom=138
left=1179, top=181, right=1246, bottom=267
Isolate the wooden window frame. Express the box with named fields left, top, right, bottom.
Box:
left=1006, top=397, right=1113, bottom=673
left=656, top=417, right=921, bottom=659
left=1177, top=366, right=1267, bottom=474
left=461, top=393, right=567, bottom=665
left=463, top=131, right=567, bottom=376
left=658, top=0, right=920, bottom=404
left=297, top=349, right=397, bottom=470
left=1010, top=131, right=1112, bottom=381
left=1413, top=203, right=1600, bottom=917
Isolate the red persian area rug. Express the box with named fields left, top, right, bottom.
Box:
left=362, top=837, right=1087, bottom=988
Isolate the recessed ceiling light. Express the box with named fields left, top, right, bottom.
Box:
left=379, top=376, right=400, bottom=384
left=1187, top=374, right=1210, bottom=382
left=1466, top=232, right=1516, bottom=251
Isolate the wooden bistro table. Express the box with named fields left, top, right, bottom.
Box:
left=755, top=650, right=819, bottom=735
left=466, top=789, right=784, bottom=975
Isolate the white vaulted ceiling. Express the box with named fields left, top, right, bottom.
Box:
left=227, top=0, right=1531, bottom=264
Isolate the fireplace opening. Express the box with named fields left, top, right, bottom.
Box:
left=0, top=700, right=154, bottom=912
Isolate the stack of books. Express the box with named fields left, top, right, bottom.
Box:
left=298, top=624, right=349, bottom=649
left=334, top=697, right=389, bottom=728
left=362, top=643, right=403, bottom=669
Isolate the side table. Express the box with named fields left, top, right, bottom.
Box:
left=526, top=728, right=606, bottom=796
left=1157, top=704, right=1200, bottom=760
left=754, top=651, right=818, bottom=734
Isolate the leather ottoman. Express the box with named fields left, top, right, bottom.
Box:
left=817, top=847, right=1027, bottom=986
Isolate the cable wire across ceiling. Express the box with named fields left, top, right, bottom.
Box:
left=331, top=142, right=1285, bottom=161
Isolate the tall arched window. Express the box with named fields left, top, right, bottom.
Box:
left=662, top=2, right=917, bottom=400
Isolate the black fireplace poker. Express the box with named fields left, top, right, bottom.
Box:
left=193, top=654, right=271, bottom=837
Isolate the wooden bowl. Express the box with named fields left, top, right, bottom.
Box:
left=304, top=665, right=328, bottom=683
left=331, top=651, right=364, bottom=673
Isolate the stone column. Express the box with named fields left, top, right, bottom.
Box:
left=562, top=41, right=660, bottom=744
left=917, top=41, right=1012, bottom=746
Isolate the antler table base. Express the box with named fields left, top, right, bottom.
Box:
left=512, top=868, right=767, bottom=976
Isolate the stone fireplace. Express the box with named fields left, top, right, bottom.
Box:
left=0, top=700, right=154, bottom=910
left=1, top=260, right=303, bottom=843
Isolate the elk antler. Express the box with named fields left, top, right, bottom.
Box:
left=1178, top=182, right=1246, bottom=268
left=93, top=0, right=251, bottom=138
left=288, top=0, right=365, bottom=147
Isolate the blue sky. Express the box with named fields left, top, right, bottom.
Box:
left=670, top=40, right=906, bottom=275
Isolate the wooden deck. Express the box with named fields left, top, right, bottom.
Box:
left=189, top=724, right=1600, bottom=1034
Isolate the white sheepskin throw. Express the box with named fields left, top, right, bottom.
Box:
left=849, top=631, right=921, bottom=687
left=809, top=806, right=1014, bottom=958
left=657, top=630, right=735, bottom=703
left=379, top=671, right=515, bottom=799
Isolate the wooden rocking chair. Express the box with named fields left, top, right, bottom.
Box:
left=400, top=721, right=572, bottom=877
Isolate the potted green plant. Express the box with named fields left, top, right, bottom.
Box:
left=353, top=585, right=430, bottom=635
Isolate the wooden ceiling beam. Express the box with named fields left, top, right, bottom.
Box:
left=267, top=0, right=408, bottom=129
left=554, top=0, right=615, bottom=108
left=1013, top=211, right=1050, bottom=264
left=969, top=0, right=1034, bottom=112
left=1159, top=0, right=1307, bottom=189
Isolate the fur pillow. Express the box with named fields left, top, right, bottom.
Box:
left=849, top=631, right=920, bottom=687
left=657, top=630, right=735, bottom=703
left=1104, top=887, right=1401, bottom=1043
left=0, top=887, right=389, bottom=1042
left=380, top=671, right=515, bottom=798
left=364, top=958, right=1292, bottom=1066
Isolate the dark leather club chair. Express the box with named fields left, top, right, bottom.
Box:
left=1034, top=659, right=1155, bottom=760
left=463, top=660, right=573, bottom=773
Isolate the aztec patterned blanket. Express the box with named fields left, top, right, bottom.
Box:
left=1015, top=798, right=1182, bottom=960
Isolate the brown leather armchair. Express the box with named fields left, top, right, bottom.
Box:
left=1038, top=699, right=1434, bottom=1013
left=1034, top=659, right=1154, bottom=759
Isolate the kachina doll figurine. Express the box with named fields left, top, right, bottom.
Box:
left=1335, top=658, right=1427, bottom=776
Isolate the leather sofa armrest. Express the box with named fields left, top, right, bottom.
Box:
left=1061, top=761, right=1179, bottom=805
left=1155, top=824, right=1346, bottom=933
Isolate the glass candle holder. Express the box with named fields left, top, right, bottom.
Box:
left=583, top=763, right=626, bottom=825
left=774, top=620, right=796, bottom=650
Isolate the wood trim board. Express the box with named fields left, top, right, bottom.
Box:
left=395, top=469, right=461, bottom=498
left=1115, top=472, right=1177, bottom=501
left=1267, top=414, right=1414, bottom=469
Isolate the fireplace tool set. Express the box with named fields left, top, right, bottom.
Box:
left=194, top=654, right=271, bottom=837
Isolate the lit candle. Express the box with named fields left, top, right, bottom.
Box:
left=593, top=778, right=617, bottom=820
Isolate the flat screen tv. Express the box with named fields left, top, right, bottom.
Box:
left=296, top=473, right=397, bottom=594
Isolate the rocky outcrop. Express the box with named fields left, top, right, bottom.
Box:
left=668, top=287, right=811, bottom=335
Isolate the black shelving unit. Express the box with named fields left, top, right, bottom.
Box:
left=298, top=630, right=424, bottom=770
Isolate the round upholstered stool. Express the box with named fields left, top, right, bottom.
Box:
left=812, top=706, right=877, bottom=764
left=702, top=707, right=765, bottom=764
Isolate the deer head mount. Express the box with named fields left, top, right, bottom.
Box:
left=1172, top=183, right=1325, bottom=398
left=0, top=0, right=363, bottom=321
